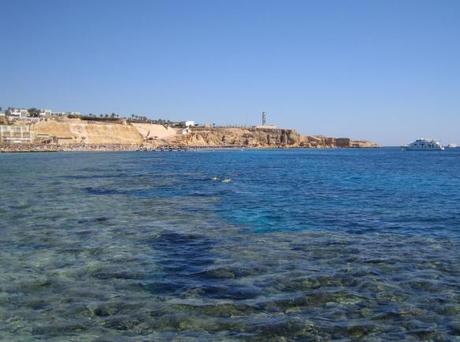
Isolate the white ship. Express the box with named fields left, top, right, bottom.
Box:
left=404, top=138, right=444, bottom=151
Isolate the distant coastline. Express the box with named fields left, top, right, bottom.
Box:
left=0, top=111, right=378, bottom=152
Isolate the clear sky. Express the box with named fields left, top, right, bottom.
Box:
left=1, top=0, right=459, bottom=145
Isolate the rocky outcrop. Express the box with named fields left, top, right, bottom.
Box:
left=174, top=128, right=377, bottom=148
left=349, top=140, right=379, bottom=148
left=301, top=136, right=377, bottom=148
left=175, top=127, right=303, bottom=147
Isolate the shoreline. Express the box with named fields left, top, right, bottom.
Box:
left=0, top=143, right=380, bottom=153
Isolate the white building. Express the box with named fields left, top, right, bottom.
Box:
left=255, top=124, right=277, bottom=130
left=185, top=120, right=195, bottom=127
left=7, top=108, right=28, bottom=118
left=39, top=109, right=52, bottom=117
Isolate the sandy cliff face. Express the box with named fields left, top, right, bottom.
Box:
left=131, top=123, right=180, bottom=141
left=31, top=119, right=171, bottom=145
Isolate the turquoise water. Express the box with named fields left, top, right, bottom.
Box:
left=1, top=148, right=460, bottom=340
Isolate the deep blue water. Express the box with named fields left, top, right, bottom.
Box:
left=1, top=148, right=460, bottom=340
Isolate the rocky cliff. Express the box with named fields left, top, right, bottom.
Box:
left=18, top=118, right=377, bottom=149
left=174, top=127, right=377, bottom=148
left=173, top=127, right=300, bottom=147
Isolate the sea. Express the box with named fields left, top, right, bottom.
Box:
left=0, top=148, right=459, bottom=341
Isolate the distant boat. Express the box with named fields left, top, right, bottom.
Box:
left=404, top=138, right=444, bottom=151
left=446, top=144, right=458, bottom=149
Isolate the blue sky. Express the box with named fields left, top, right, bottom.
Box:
left=1, top=0, right=459, bottom=145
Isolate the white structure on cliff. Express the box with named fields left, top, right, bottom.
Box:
left=6, top=108, right=28, bottom=118
left=255, top=111, right=277, bottom=130
left=0, top=125, right=32, bottom=143
left=40, top=109, right=53, bottom=117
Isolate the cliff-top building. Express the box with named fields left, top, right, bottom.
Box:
left=6, top=108, right=29, bottom=118
left=255, top=111, right=277, bottom=130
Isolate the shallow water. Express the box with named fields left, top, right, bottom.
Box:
left=1, top=148, right=460, bottom=341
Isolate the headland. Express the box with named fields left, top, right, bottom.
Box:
left=0, top=112, right=377, bottom=152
